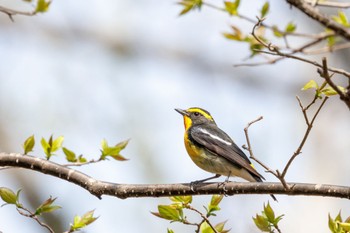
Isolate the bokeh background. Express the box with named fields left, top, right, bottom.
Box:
left=1, top=0, right=349, bottom=232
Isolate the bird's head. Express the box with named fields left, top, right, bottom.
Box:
left=175, top=107, right=216, bottom=130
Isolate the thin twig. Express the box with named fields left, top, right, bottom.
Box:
left=280, top=96, right=328, bottom=179
left=186, top=204, right=218, bottom=233
left=17, top=207, right=54, bottom=233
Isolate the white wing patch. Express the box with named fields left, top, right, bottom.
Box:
left=199, top=128, right=232, bottom=146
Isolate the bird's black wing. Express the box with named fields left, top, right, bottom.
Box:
left=189, top=124, right=265, bottom=180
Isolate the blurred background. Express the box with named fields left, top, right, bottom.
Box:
left=0, top=0, right=349, bottom=232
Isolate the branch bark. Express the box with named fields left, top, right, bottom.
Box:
left=1, top=153, right=350, bottom=200
left=286, top=0, right=350, bottom=41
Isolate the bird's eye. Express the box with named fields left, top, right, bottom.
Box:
left=193, top=112, right=200, bottom=117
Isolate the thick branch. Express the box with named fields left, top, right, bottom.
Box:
left=287, top=0, right=350, bottom=41
left=1, top=153, right=350, bottom=199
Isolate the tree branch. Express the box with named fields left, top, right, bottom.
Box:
left=0, top=6, right=36, bottom=21
left=1, top=153, right=350, bottom=199
left=286, top=0, right=350, bottom=41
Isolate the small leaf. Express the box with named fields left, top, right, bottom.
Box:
left=0, top=187, right=18, bottom=206
left=321, top=86, right=345, bottom=96
left=264, top=202, right=275, bottom=223
left=339, top=11, right=348, bottom=26
left=272, top=26, right=283, bottom=38
left=327, top=35, right=336, bottom=47
left=51, top=136, right=64, bottom=152
left=35, top=0, right=50, bottom=13
left=253, top=214, right=270, bottom=232
left=200, top=221, right=213, bottom=233
left=70, top=210, right=98, bottom=231
left=224, top=0, right=240, bottom=16
left=23, top=135, right=35, bottom=155
left=63, top=147, right=77, bottom=162
left=41, top=137, right=51, bottom=158
left=178, top=0, right=202, bottom=16
left=302, top=80, right=318, bottom=91
left=167, top=229, right=175, bottom=233
left=215, top=220, right=228, bottom=232
left=260, top=2, right=269, bottom=18
left=156, top=205, right=182, bottom=221
left=223, top=25, right=244, bottom=41
left=169, top=196, right=192, bottom=204
left=339, top=222, right=350, bottom=231
left=78, top=155, right=87, bottom=163
left=329, top=213, right=336, bottom=232
left=35, top=197, right=61, bottom=215
left=285, top=22, right=296, bottom=33
left=210, top=195, right=223, bottom=206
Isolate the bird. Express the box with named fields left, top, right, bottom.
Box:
left=175, top=107, right=276, bottom=201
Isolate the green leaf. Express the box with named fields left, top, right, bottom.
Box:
left=41, top=137, right=51, bottom=158
left=35, top=0, right=50, bottom=13
left=339, top=222, right=350, bottom=231
left=327, top=35, right=336, bottom=47
left=154, top=205, right=182, bottom=221
left=328, top=213, right=336, bottom=232
left=302, top=80, right=318, bottom=91
left=272, top=26, right=283, bottom=38
left=63, top=147, right=77, bottom=162
left=100, top=139, right=129, bottom=161
left=78, top=155, right=87, bottom=163
left=260, top=2, right=269, bottom=18
left=338, top=11, right=349, bottom=26
left=223, top=25, right=244, bottom=41
left=206, top=195, right=223, bottom=216
left=167, top=229, right=175, bottom=233
left=0, top=187, right=19, bottom=206
left=52, top=136, right=64, bottom=152
left=35, top=197, right=61, bottom=215
left=264, top=202, right=275, bottom=223
left=200, top=221, right=213, bottom=233
left=321, top=86, right=345, bottom=96
left=210, top=195, right=223, bottom=206
left=23, top=135, right=35, bottom=155
left=253, top=214, right=270, bottom=232
left=169, top=196, right=192, bottom=204
left=285, top=22, right=296, bottom=33
left=178, top=0, right=202, bottom=16
left=215, top=220, right=229, bottom=232
left=70, top=210, right=98, bottom=231
left=224, top=0, right=240, bottom=16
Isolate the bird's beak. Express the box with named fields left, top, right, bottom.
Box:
left=175, top=108, right=189, bottom=116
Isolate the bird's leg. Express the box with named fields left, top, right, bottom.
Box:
left=190, top=174, right=221, bottom=191
left=218, top=172, right=231, bottom=194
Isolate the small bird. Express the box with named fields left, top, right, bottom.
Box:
left=175, top=107, right=276, bottom=201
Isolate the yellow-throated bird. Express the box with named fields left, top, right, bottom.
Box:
left=175, top=107, right=276, bottom=201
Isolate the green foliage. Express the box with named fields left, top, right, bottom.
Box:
left=41, top=135, right=64, bottom=160
left=285, top=22, right=296, bottom=33
left=167, top=229, right=175, bottom=233
left=0, top=187, right=22, bottom=207
left=153, top=195, right=229, bottom=232
left=100, top=139, right=129, bottom=161
left=69, top=210, right=98, bottom=231
left=178, top=0, right=202, bottom=15
left=200, top=220, right=230, bottom=233
left=23, top=135, right=35, bottom=155
left=35, top=0, right=50, bottom=13
left=329, top=212, right=350, bottom=233
left=224, top=0, right=240, bottom=16
left=332, top=11, right=350, bottom=27
left=205, top=195, right=223, bottom=217
left=302, top=80, right=345, bottom=98
left=253, top=202, right=283, bottom=232
left=260, top=2, right=269, bottom=18
left=35, top=197, right=61, bottom=216
left=62, top=147, right=87, bottom=163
